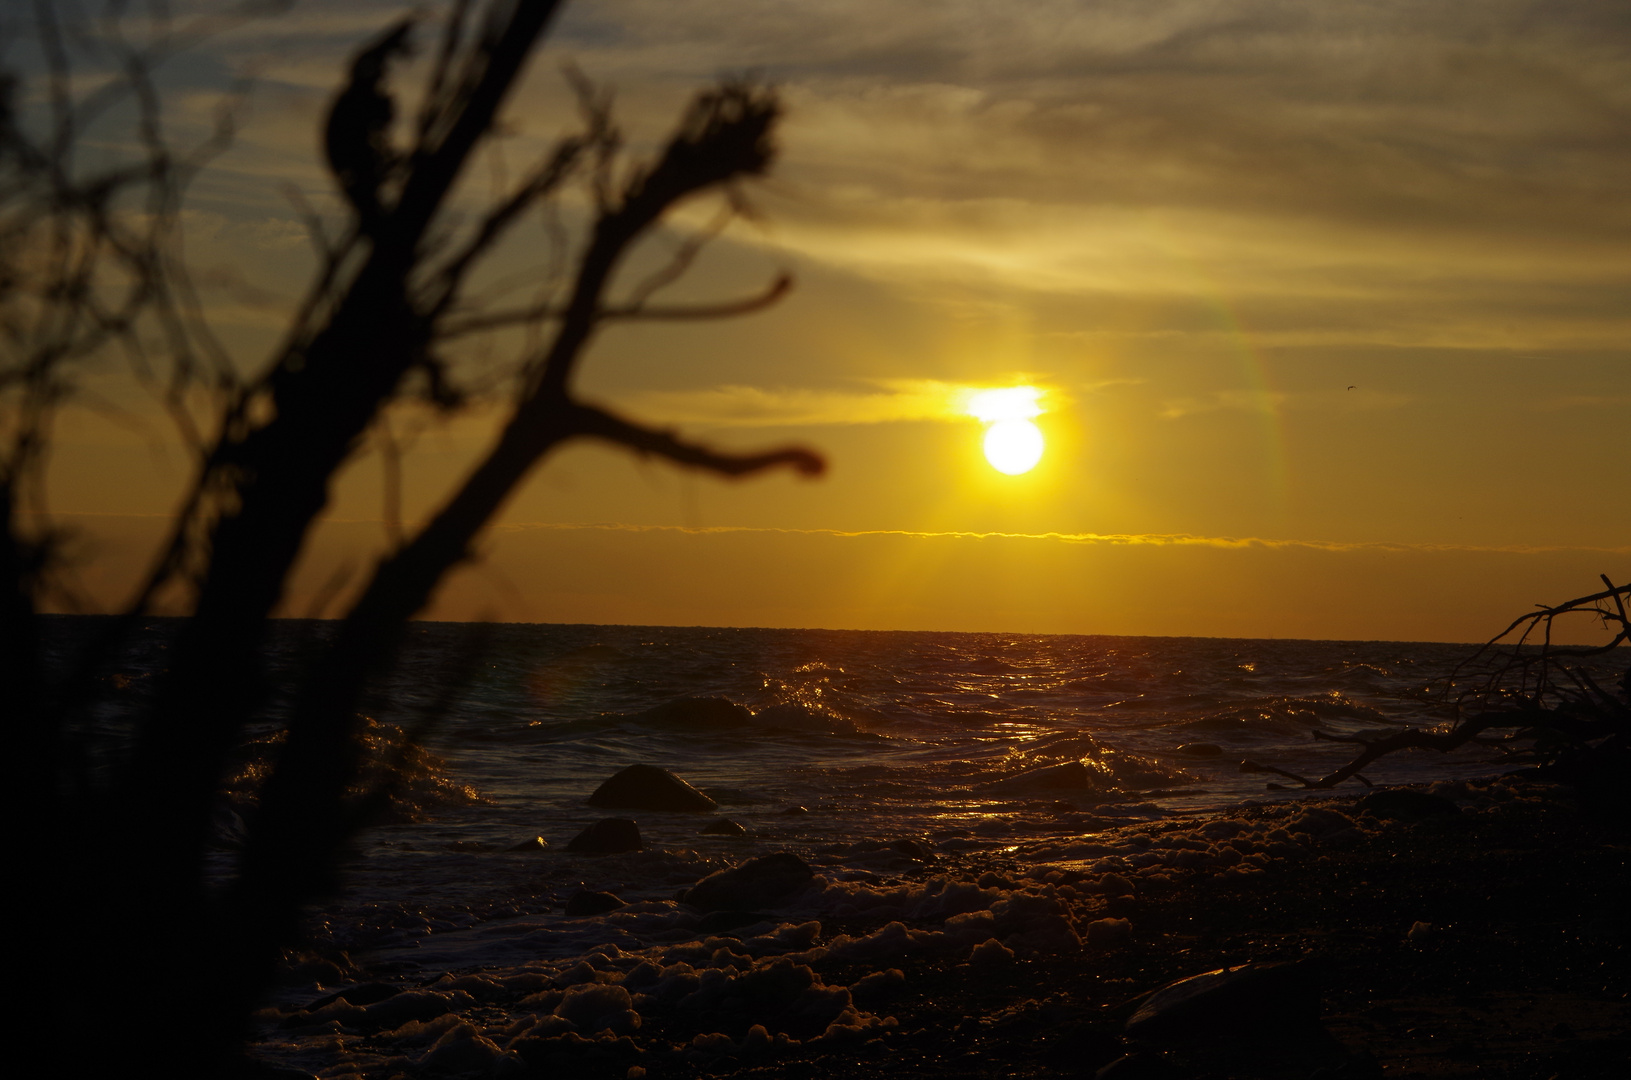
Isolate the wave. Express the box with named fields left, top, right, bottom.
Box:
left=218, top=717, right=488, bottom=833
left=593, top=696, right=878, bottom=739
left=1172, top=694, right=1395, bottom=739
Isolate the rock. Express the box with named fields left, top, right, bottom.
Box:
left=1406, top=920, right=1434, bottom=942
left=1097, top=872, right=1135, bottom=895
left=969, top=938, right=1015, bottom=965
left=981, top=759, right=1106, bottom=794
left=564, top=890, right=626, bottom=917
left=507, top=836, right=548, bottom=852
left=780, top=804, right=810, bottom=815
left=889, top=838, right=932, bottom=860
left=849, top=968, right=906, bottom=1006
left=1176, top=743, right=1225, bottom=758
left=1357, top=788, right=1458, bottom=821
left=566, top=818, right=642, bottom=854
left=588, top=764, right=717, bottom=812
left=1104, top=894, right=1139, bottom=918
left=683, top=852, right=815, bottom=912
left=701, top=818, right=748, bottom=837
left=1288, top=807, right=1356, bottom=837
left=1086, top=917, right=1133, bottom=948
left=420, top=1027, right=518, bottom=1077
left=554, top=984, right=640, bottom=1035
left=1126, top=960, right=1328, bottom=1048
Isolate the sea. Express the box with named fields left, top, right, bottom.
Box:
left=57, top=618, right=1610, bottom=1075
left=229, top=623, right=1503, bottom=955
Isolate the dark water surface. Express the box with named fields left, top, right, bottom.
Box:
left=50, top=618, right=1532, bottom=957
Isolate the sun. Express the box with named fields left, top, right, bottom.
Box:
left=964, top=387, right=1045, bottom=475
left=983, top=418, right=1044, bottom=474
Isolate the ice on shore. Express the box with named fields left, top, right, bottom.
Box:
left=256, top=784, right=1511, bottom=1078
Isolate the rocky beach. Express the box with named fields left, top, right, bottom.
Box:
left=252, top=773, right=1627, bottom=1079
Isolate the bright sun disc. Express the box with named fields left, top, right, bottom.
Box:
left=983, top=418, right=1044, bottom=474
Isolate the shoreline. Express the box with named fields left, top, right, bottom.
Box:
left=255, top=777, right=1629, bottom=1079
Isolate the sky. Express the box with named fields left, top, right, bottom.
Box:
left=21, top=0, right=1631, bottom=642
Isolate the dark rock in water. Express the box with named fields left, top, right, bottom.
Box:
left=889, top=838, right=932, bottom=860
left=982, top=759, right=1106, bottom=794
left=564, top=889, right=626, bottom=917
left=566, top=818, right=642, bottom=854
left=694, top=909, right=776, bottom=935
left=1176, top=743, right=1224, bottom=758
left=683, top=851, right=815, bottom=912
left=631, top=696, right=753, bottom=728
left=1126, top=959, right=1329, bottom=1048
left=701, top=818, right=749, bottom=836
left=780, top=804, right=810, bottom=815
left=1358, top=788, right=1458, bottom=821
left=506, top=836, right=548, bottom=852
left=587, top=764, right=717, bottom=812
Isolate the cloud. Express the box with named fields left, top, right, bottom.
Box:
left=489, top=519, right=1631, bottom=557
left=1159, top=388, right=1412, bottom=419
left=611, top=379, right=1068, bottom=428
left=538, top=1, right=1631, bottom=352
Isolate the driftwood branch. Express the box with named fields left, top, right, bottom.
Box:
left=1243, top=578, right=1631, bottom=791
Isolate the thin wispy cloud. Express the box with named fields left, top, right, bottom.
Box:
left=1159, top=388, right=1412, bottom=419
left=613, top=379, right=1067, bottom=428
left=491, top=521, right=1631, bottom=558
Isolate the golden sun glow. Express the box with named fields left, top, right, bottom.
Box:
left=965, top=387, right=1045, bottom=474
left=983, top=419, right=1044, bottom=474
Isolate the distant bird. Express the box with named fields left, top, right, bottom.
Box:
left=325, top=19, right=414, bottom=234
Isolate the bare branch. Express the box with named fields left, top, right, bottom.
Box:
left=1249, top=579, right=1631, bottom=791
left=621, top=203, right=735, bottom=311
left=438, top=271, right=793, bottom=338
left=426, top=131, right=589, bottom=311
left=571, top=401, right=825, bottom=478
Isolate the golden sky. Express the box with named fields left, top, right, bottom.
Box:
left=37, top=0, right=1631, bottom=642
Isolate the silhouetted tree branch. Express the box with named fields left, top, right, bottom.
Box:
left=6, top=2, right=824, bottom=1072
